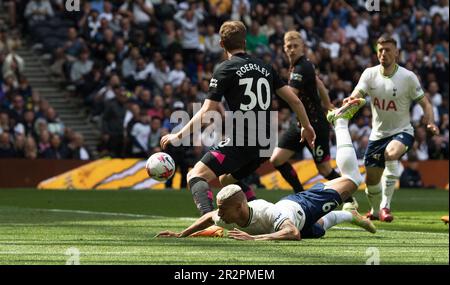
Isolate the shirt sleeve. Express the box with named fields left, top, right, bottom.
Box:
left=409, top=72, right=425, bottom=102
left=288, top=63, right=310, bottom=91
left=207, top=65, right=228, bottom=102
left=354, top=68, right=371, bottom=97
left=266, top=205, right=290, bottom=232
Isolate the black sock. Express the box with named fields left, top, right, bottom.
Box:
left=325, top=169, right=340, bottom=180
left=188, top=177, right=214, bottom=215
left=275, top=163, right=304, bottom=193
left=236, top=181, right=256, bottom=201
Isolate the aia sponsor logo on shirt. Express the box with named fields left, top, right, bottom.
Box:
left=373, top=97, right=397, bottom=111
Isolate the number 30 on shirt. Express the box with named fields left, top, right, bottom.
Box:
left=239, top=77, right=271, bottom=111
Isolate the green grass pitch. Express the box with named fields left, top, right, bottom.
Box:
left=0, top=188, right=448, bottom=265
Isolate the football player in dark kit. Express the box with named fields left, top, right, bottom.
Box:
left=270, top=31, right=358, bottom=210
left=160, top=21, right=316, bottom=215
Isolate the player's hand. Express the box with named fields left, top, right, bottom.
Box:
left=300, top=124, right=316, bottom=150
left=427, top=123, right=440, bottom=136
left=324, top=103, right=335, bottom=111
left=160, top=133, right=180, bottom=150
left=155, top=230, right=180, bottom=238
left=228, top=228, right=255, bottom=240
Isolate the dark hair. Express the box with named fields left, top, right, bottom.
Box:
left=377, top=35, right=397, bottom=47
left=219, top=21, right=246, bottom=51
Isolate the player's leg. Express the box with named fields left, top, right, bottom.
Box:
left=187, top=161, right=218, bottom=215
left=278, top=100, right=366, bottom=236
left=271, top=123, right=304, bottom=193
left=323, top=116, right=363, bottom=201
left=311, top=137, right=358, bottom=210
left=365, top=166, right=384, bottom=219
left=379, top=133, right=414, bottom=222
left=317, top=210, right=376, bottom=233
left=270, top=147, right=304, bottom=193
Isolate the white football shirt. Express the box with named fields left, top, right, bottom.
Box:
left=212, top=199, right=306, bottom=235
left=355, top=64, right=425, bottom=140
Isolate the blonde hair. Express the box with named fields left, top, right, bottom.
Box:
left=219, top=21, right=246, bottom=52
left=284, top=31, right=303, bottom=44
left=216, top=184, right=243, bottom=202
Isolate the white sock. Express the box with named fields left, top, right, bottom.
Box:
left=366, top=182, right=382, bottom=217
left=321, top=210, right=353, bottom=230
left=334, top=118, right=363, bottom=187
left=381, top=160, right=400, bottom=209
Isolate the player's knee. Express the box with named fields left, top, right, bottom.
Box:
left=270, top=156, right=283, bottom=167
left=219, top=174, right=232, bottom=186
left=187, top=168, right=198, bottom=183
left=384, top=149, right=401, bottom=161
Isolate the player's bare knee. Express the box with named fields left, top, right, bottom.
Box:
left=270, top=156, right=283, bottom=167
left=187, top=168, right=199, bottom=182
left=219, top=174, right=230, bottom=186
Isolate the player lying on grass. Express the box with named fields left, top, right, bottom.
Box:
left=156, top=99, right=376, bottom=240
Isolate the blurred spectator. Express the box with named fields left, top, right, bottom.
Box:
left=344, top=12, right=368, bottom=45
left=119, top=0, right=155, bottom=28
left=24, top=0, right=54, bottom=26
left=0, top=132, right=15, bottom=157
left=70, top=49, right=93, bottom=84
left=204, top=23, right=223, bottom=60
left=400, top=157, right=424, bottom=188
left=45, top=107, right=65, bottom=136
left=246, top=21, right=269, bottom=55
left=37, top=129, right=51, bottom=155
left=68, top=132, right=92, bottom=160
left=148, top=116, right=162, bottom=154
left=129, top=111, right=151, bottom=158
left=174, top=4, right=204, bottom=63
left=412, top=126, right=429, bottom=161
left=42, top=133, right=70, bottom=159
left=101, top=87, right=128, bottom=157
left=168, top=61, right=186, bottom=88
left=24, top=135, right=38, bottom=159
left=2, top=45, right=24, bottom=81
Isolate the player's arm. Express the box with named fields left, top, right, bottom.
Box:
left=156, top=211, right=216, bottom=238
left=316, top=75, right=335, bottom=110
left=417, top=96, right=439, bottom=135
left=276, top=86, right=316, bottom=149
left=228, top=219, right=301, bottom=241
left=160, top=99, right=220, bottom=149
left=344, top=68, right=370, bottom=104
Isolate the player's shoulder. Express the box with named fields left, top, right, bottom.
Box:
left=249, top=199, right=274, bottom=210
left=294, top=56, right=314, bottom=71
left=363, top=65, right=380, bottom=75
left=397, top=65, right=419, bottom=79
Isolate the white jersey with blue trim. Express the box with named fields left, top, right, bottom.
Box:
left=355, top=64, right=425, bottom=140
left=212, top=199, right=306, bottom=235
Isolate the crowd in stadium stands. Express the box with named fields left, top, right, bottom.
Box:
left=0, top=1, right=449, bottom=173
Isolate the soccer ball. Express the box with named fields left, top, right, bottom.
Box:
left=145, top=152, right=176, bottom=181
